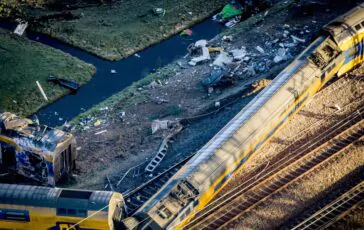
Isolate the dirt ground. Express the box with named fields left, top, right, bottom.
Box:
left=208, top=63, right=364, bottom=229
left=0, top=28, right=95, bottom=116
left=31, top=0, right=227, bottom=60
left=65, top=0, right=361, bottom=193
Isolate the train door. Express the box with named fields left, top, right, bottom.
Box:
left=60, top=145, right=72, bottom=177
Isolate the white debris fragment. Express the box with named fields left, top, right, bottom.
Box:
left=14, top=20, right=28, bottom=36
left=264, top=10, right=269, bottom=16
left=273, top=48, right=288, bottom=63
left=208, top=87, right=214, bottom=94
left=110, top=69, right=117, bottom=74
left=215, top=101, right=220, bottom=107
left=95, top=130, right=107, bottom=135
left=188, top=40, right=211, bottom=66
left=222, top=35, right=233, bottom=42
left=134, top=53, right=141, bottom=58
left=213, top=52, right=233, bottom=67
left=334, top=104, right=341, bottom=111
left=36, top=81, right=49, bottom=102
left=291, top=35, right=306, bottom=43
left=230, top=47, right=247, bottom=60
left=256, top=46, right=265, bottom=54
left=76, top=147, right=82, bottom=151
left=152, top=120, right=171, bottom=134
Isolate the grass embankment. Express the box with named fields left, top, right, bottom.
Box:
left=34, top=0, right=226, bottom=60
left=0, top=28, right=95, bottom=116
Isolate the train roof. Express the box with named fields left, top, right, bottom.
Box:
left=323, top=3, right=364, bottom=49
left=0, top=112, right=73, bottom=157
left=0, top=183, right=113, bottom=211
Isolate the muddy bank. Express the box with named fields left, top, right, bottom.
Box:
left=0, top=28, right=95, bottom=117
left=31, top=0, right=227, bottom=60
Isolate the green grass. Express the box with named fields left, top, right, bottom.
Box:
left=32, top=0, right=226, bottom=60
left=0, top=28, right=96, bottom=116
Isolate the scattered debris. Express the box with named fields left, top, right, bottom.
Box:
left=152, top=119, right=174, bottom=134
left=222, top=35, right=233, bottom=42
left=153, top=8, right=166, bottom=16
left=273, top=48, right=288, bottom=63
left=188, top=40, right=211, bottom=66
left=36, top=81, right=49, bottom=101
left=47, top=76, right=80, bottom=91
left=134, top=53, right=141, bottom=58
left=14, top=20, right=28, bottom=36
left=230, top=47, right=247, bottom=60
left=110, top=69, right=117, bottom=74
left=94, top=119, right=101, bottom=127
left=215, top=101, right=221, bottom=107
left=180, top=29, right=193, bottom=36
left=291, top=35, right=306, bottom=43
left=208, top=47, right=224, bottom=53
left=201, top=69, right=228, bottom=87
left=213, top=2, right=243, bottom=23
left=213, top=52, right=233, bottom=67
left=95, top=130, right=107, bottom=135
left=255, top=46, right=265, bottom=54
left=334, top=104, right=341, bottom=111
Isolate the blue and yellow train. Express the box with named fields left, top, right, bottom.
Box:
left=123, top=4, right=364, bottom=229
left=0, top=183, right=126, bottom=229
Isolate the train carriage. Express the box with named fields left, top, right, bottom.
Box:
left=0, top=112, right=77, bottom=186
left=124, top=4, right=364, bottom=229
left=0, top=184, right=126, bottom=230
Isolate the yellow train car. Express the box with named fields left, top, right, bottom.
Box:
left=123, top=4, right=364, bottom=230
left=0, top=112, right=77, bottom=186
left=0, top=183, right=126, bottom=230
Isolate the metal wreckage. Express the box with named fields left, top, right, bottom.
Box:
left=0, top=112, right=77, bottom=186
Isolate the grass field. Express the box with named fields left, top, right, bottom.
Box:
left=33, top=0, right=226, bottom=60
left=0, top=28, right=95, bottom=116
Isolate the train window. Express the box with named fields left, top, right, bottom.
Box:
left=355, top=24, right=361, bottom=31
left=57, top=208, right=67, bottom=215
left=77, top=209, right=87, bottom=217
left=67, top=209, right=76, bottom=215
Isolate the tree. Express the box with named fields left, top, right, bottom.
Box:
left=0, top=0, right=46, bottom=18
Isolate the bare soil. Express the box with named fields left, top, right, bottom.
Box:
left=65, top=0, right=361, bottom=193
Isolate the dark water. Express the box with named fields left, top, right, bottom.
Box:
left=1, top=20, right=223, bottom=126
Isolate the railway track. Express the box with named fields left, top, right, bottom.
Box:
left=185, top=107, right=364, bottom=230
left=290, top=180, right=364, bottom=230
left=123, top=155, right=193, bottom=215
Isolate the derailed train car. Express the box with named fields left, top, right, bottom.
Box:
left=124, top=4, right=364, bottom=229
left=0, top=183, right=126, bottom=229
left=0, top=112, right=77, bottom=186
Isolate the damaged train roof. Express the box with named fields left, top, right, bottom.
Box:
left=0, top=112, right=73, bottom=158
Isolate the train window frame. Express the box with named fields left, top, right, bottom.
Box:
left=355, top=24, right=361, bottom=31
left=57, top=208, right=87, bottom=218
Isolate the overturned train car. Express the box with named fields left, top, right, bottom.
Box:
left=124, top=4, right=364, bottom=229
left=0, top=112, right=77, bottom=186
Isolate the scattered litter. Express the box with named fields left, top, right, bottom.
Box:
left=273, top=48, right=288, bottom=63
left=334, top=104, right=341, bottom=111
left=213, top=52, right=233, bottom=67
left=230, top=47, right=247, bottom=60
left=225, top=16, right=241, bottom=28
left=208, top=87, right=214, bottom=94
left=180, top=28, right=193, bottom=36
left=153, top=8, right=166, bottom=16
left=134, top=53, right=141, bottom=58
left=264, top=10, right=269, bottom=16
left=14, top=20, right=28, bottom=36
left=99, top=107, right=109, bottom=111
left=215, top=101, right=221, bottom=107
left=94, top=120, right=101, bottom=127
left=36, top=81, right=48, bottom=101
left=208, top=47, right=224, bottom=53
left=201, top=69, right=228, bottom=87
left=222, top=35, right=233, bottom=42
left=54, top=111, right=59, bottom=116
left=213, top=3, right=243, bottom=22
left=148, top=80, right=160, bottom=89
left=255, top=46, right=265, bottom=54
left=188, top=11, right=193, bottom=15
left=95, top=130, right=107, bottom=135
left=76, top=147, right=82, bottom=151
left=59, top=117, right=63, bottom=121
left=151, top=119, right=173, bottom=134
left=291, top=35, right=306, bottom=43
left=48, top=76, right=80, bottom=91
left=188, top=40, right=211, bottom=66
